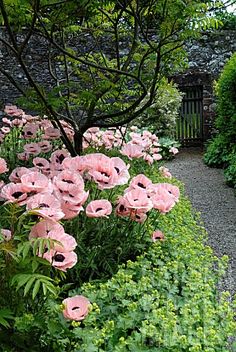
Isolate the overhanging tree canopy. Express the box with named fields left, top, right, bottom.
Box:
left=0, top=0, right=221, bottom=154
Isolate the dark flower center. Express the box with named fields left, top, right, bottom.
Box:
left=137, top=182, right=145, bottom=188
left=101, top=171, right=109, bottom=177
left=53, top=254, right=65, bottom=262
left=39, top=203, right=50, bottom=208
left=12, top=191, right=23, bottom=198
left=96, top=207, right=103, bottom=212
left=72, top=306, right=80, bottom=311
left=57, top=154, right=65, bottom=163
left=27, top=131, right=33, bottom=135
left=114, top=166, right=120, bottom=174
left=36, top=163, right=44, bottom=167
left=119, top=204, right=125, bottom=211
left=62, top=179, right=73, bottom=184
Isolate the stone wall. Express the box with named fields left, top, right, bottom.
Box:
left=0, top=29, right=236, bottom=140
left=186, top=30, right=236, bottom=78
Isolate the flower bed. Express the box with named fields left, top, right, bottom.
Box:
left=0, top=106, right=235, bottom=351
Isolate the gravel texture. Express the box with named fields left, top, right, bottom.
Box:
left=165, top=148, right=236, bottom=295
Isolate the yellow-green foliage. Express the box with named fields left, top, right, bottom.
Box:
left=39, top=175, right=235, bottom=352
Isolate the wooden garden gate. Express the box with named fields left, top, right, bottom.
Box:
left=176, top=86, right=203, bottom=146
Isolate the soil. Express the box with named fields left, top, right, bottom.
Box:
left=165, top=148, right=236, bottom=296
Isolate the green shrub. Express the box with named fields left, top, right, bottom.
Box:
left=136, top=78, right=184, bottom=137
left=203, top=134, right=230, bottom=167
left=204, top=53, right=236, bottom=187
left=215, top=53, right=236, bottom=135
left=224, top=152, right=236, bottom=188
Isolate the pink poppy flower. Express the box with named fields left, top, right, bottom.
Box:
left=29, top=219, right=64, bottom=239
left=20, top=171, right=52, bottom=194
left=143, top=153, right=153, bottom=165
left=2, top=117, right=11, bottom=125
left=30, top=220, right=76, bottom=253
left=43, top=127, right=61, bottom=139
left=169, top=147, right=179, bottom=155
left=33, top=157, right=51, bottom=174
left=26, top=193, right=64, bottom=221
left=11, top=118, right=24, bottom=128
left=62, top=156, right=89, bottom=175
left=153, top=183, right=180, bottom=202
left=126, top=174, right=152, bottom=192
left=1, top=229, right=12, bottom=241
left=23, top=114, right=40, bottom=123
left=1, top=183, right=28, bottom=205
left=23, top=142, right=41, bottom=155
left=152, top=230, right=165, bottom=241
left=159, top=166, right=172, bottom=178
left=0, top=158, right=8, bottom=174
left=129, top=210, right=147, bottom=223
left=50, top=150, right=70, bottom=169
left=4, top=105, right=23, bottom=117
left=62, top=295, right=90, bottom=321
left=9, top=167, right=31, bottom=183
left=150, top=189, right=176, bottom=214
left=142, top=130, right=152, bottom=138
left=17, top=152, right=30, bottom=161
left=22, top=124, right=39, bottom=139
left=53, top=170, right=84, bottom=191
left=57, top=187, right=89, bottom=206
left=1, top=126, right=11, bottom=134
left=120, top=143, right=143, bottom=159
left=61, top=202, right=84, bottom=219
left=115, top=196, right=132, bottom=217
left=86, top=199, right=112, bottom=218
left=87, top=154, right=119, bottom=190
left=152, top=153, right=162, bottom=161
left=111, top=157, right=130, bottom=186
left=38, top=141, right=52, bottom=153
left=87, top=127, right=100, bottom=133
left=122, top=189, right=153, bottom=212
left=43, top=249, right=77, bottom=271
left=49, top=231, right=77, bottom=253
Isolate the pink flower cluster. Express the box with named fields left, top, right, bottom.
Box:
left=1, top=105, right=74, bottom=158
left=0, top=152, right=130, bottom=220
left=82, top=126, right=167, bottom=165
left=120, top=129, right=163, bottom=164
left=83, top=127, right=124, bottom=150
left=116, top=174, right=180, bottom=222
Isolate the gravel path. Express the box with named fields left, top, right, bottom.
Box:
left=165, top=148, right=236, bottom=295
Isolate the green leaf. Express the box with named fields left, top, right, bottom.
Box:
left=32, top=279, right=41, bottom=300
left=0, top=309, right=14, bottom=328
left=24, top=277, right=36, bottom=296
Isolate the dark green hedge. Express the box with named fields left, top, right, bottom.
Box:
left=204, top=53, right=236, bottom=189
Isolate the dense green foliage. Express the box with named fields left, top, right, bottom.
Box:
left=137, top=79, right=184, bottom=137
left=215, top=10, right=236, bottom=29
left=204, top=52, right=236, bottom=189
